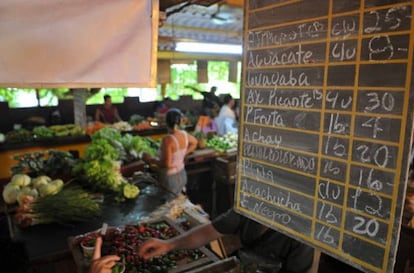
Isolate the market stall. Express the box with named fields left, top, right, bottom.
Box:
left=0, top=126, right=169, bottom=182
left=3, top=179, right=222, bottom=270
left=0, top=121, right=240, bottom=271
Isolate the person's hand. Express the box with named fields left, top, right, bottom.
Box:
left=89, top=237, right=120, bottom=273
left=138, top=238, right=173, bottom=260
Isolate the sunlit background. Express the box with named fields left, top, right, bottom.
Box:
left=0, top=61, right=241, bottom=108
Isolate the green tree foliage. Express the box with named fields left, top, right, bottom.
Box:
left=38, top=88, right=69, bottom=105
left=0, top=88, right=19, bottom=107
left=209, top=61, right=229, bottom=81
left=0, top=88, right=129, bottom=108
left=167, top=62, right=198, bottom=100
left=166, top=61, right=240, bottom=100
left=87, top=88, right=128, bottom=104
left=0, top=61, right=239, bottom=107
left=0, top=88, right=69, bottom=107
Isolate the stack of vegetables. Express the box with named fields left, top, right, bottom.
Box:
left=206, top=132, right=238, bottom=153
left=15, top=187, right=102, bottom=227
left=85, top=121, right=107, bottom=135
left=4, top=124, right=85, bottom=144
left=5, top=128, right=33, bottom=143
left=129, top=115, right=156, bottom=131
left=32, top=126, right=55, bottom=138
left=11, top=150, right=77, bottom=178
left=2, top=174, right=64, bottom=206
left=2, top=149, right=103, bottom=227
left=111, top=121, right=132, bottom=131
left=129, top=114, right=146, bottom=126
left=52, top=124, right=83, bottom=137
left=74, top=127, right=158, bottom=201
left=1, top=174, right=100, bottom=227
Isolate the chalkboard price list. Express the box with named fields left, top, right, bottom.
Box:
left=236, top=1, right=414, bottom=273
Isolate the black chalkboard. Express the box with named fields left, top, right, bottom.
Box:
left=332, top=0, right=361, bottom=13
left=235, top=1, right=414, bottom=273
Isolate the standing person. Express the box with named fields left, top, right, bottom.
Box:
left=186, top=85, right=221, bottom=117
left=155, top=97, right=173, bottom=115
left=215, top=94, right=238, bottom=136
left=138, top=208, right=314, bottom=273
left=95, top=94, right=122, bottom=124
left=143, top=108, right=198, bottom=195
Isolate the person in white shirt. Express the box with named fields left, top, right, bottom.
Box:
left=215, top=94, right=238, bottom=136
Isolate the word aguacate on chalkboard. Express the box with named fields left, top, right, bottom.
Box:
left=235, top=1, right=414, bottom=273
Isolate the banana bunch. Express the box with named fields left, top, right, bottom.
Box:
left=49, top=124, right=85, bottom=137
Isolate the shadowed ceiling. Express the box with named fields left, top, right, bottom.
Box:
left=158, top=0, right=244, bottom=52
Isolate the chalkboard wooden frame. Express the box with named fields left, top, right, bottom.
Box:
left=235, top=1, right=414, bottom=273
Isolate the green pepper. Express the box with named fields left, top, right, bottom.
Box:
left=112, top=265, right=120, bottom=273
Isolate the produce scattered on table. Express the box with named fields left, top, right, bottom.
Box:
left=80, top=222, right=206, bottom=273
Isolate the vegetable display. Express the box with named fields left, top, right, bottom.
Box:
left=33, top=126, right=55, bottom=138
left=97, top=222, right=206, bottom=273
left=86, top=121, right=107, bottom=135
left=111, top=121, right=132, bottom=131
left=2, top=174, right=64, bottom=205
left=11, top=150, right=77, bottom=177
left=129, top=114, right=146, bottom=125
left=132, top=121, right=152, bottom=131
left=78, top=159, right=126, bottom=192
left=5, top=124, right=85, bottom=143
left=74, top=128, right=148, bottom=201
left=129, top=115, right=154, bottom=131
left=80, top=232, right=100, bottom=248
left=89, top=127, right=157, bottom=163
left=206, top=133, right=238, bottom=153
left=5, top=128, right=33, bottom=143
left=48, top=124, right=85, bottom=137
left=84, top=139, right=119, bottom=161
left=15, top=187, right=102, bottom=227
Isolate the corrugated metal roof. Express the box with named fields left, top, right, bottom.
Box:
left=158, top=1, right=243, bottom=52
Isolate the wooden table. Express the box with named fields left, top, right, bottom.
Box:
left=6, top=183, right=173, bottom=263
left=67, top=217, right=219, bottom=273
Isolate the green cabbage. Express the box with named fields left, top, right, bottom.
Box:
left=32, top=175, right=52, bottom=189
left=10, top=174, right=31, bottom=187
left=39, top=183, right=59, bottom=197
left=17, top=187, right=39, bottom=205
left=2, top=184, right=21, bottom=204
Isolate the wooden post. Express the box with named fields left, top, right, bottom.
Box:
left=197, top=60, right=208, bottom=83
left=161, top=83, right=167, bottom=98
left=72, top=88, right=88, bottom=128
